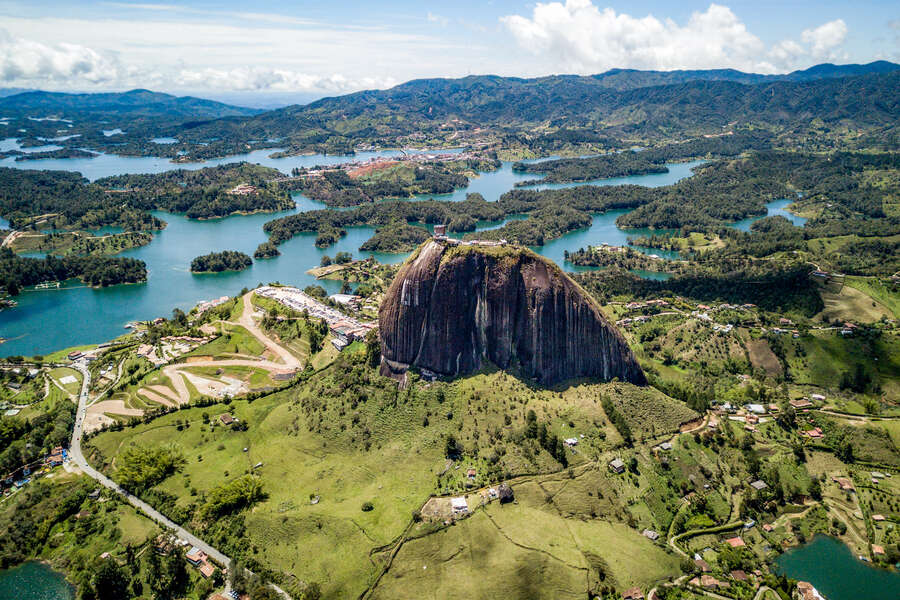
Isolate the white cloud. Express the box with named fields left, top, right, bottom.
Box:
left=801, top=19, right=848, bottom=59
left=0, top=15, right=469, bottom=94
left=427, top=12, right=449, bottom=27
left=175, top=67, right=396, bottom=93
left=0, top=28, right=123, bottom=84
left=501, top=1, right=851, bottom=73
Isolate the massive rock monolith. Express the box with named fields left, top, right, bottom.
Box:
left=379, top=240, right=645, bottom=386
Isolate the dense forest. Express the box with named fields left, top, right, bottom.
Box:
left=512, top=132, right=773, bottom=184
left=0, top=247, right=147, bottom=293
left=358, top=221, right=430, bottom=252
left=294, top=159, right=495, bottom=207
left=153, top=69, right=900, bottom=158
left=96, top=163, right=293, bottom=219
left=189, top=250, right=252, bottom=273
left=0, top=168, right=164, bottom=231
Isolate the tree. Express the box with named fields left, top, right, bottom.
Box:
left=91, top=559, right=130, bottom=600
left=445, top=435, right=462, bottom=459
left=302, top=582, right=322, bottom=600
left=171, top=308, right=187, bottom=327
left=364, top=328, right=380, bottom=367
left=320, top=255, right=332, bottom=267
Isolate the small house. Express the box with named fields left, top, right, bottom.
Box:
left=872, top=544, right=885, bottom=556
left=219, top=413, right=235, bottom=426
left=659, top=442, right=672, bottom=451
left=725, top=537, right=745, bottom=548
left=185, top=547, right=208, bottom=566
left=609, top=458, right=625, bottom=474
left=466, top=468, right=477, bottom=479
left=872, top=514, right=886, bottom=522
left=749, top=480, right=768, bottom=491
left=730, top=570, right=748, bottom=582
left=622, top=587, right=644, bottom=600
left=451, top=497, right=468, bottom=514
left=564, top=437, right=578, bottom=446
left=790, top=398, right=813, bottom=409
left=694, top=559, right=711, bottom=572
left=833, top=477, right=854, bottom=491
left=642, top=529, right=659, bottom=541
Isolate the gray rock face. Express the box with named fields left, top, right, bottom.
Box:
left=379, top=241, right=645, bottom=385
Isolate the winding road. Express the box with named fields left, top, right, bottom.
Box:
left=67, top=299, right=295, bottom=599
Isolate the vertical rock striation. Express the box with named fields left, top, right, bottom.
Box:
left=379, top=240, right=645, bottom=385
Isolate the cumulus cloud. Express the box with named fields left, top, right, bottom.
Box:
left=0, top=26, right=398, bottom=94
left=801, top=19, right=848, bottom=59
left=0, top=28, right=123, bottom=84
left=175, top=67, right=396, bottom=93
left=501, top=1, right=850, bottom=73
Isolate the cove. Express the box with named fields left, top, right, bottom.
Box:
left=730, top=198, right=807, bottom=231
left=0, top=562, right=75, bottom=600
left=0, top=156, right=702, bottom=356
left=774, top=535, right=900, bottom=600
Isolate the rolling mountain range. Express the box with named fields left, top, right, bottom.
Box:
left=0, top=88, right=261, bottom=119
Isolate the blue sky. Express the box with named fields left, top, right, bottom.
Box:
left=0, top=1, right=897, bottom=104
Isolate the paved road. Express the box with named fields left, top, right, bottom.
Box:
left=69, top=362, right=232, bottom=566
left=69, top=361, right=294, bottom=599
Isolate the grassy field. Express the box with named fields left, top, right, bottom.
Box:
left=186, top=323, right=265, bottom=359
left=49, top=367, right=82, bottom=395
left=816, top=279, right=894, bottom=323
left=373, top=477, right=680, bottom=599
left=842, top=276, right=900, bottom=319
left=86, top=353, right=700, bottom=598
left=785, top=331, right=900, bottom=403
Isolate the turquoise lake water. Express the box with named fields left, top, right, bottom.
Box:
left=0, top=562, right=74, bottom=600
left=730, top=198, right=807, bottom=231
left=775, top=535, right=900, bottom=600
left=0, top=149, right=796, bottom=357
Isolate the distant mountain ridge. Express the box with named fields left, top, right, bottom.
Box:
left=208, top=66, right=898, bottom=146
left=586, top=60, right=900, bottom=90
left=0, top=88, right=261, bottom=119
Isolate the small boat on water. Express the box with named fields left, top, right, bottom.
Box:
left=34, top=281, right=61, bottom=289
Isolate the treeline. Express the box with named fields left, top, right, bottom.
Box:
left=297, top=161, right=482, bottom=207
left=576, top=261, right=824, bottom=316
left=0, top=397, right=75, bottom=477
left=0, top=168, right=164, bottom=231
left=513, top=151, right=668, bottom=184
left=96, top=163, right=293, bottom=219
left=0, top=247, right=147, bottom=293
left=715, top=215, right=900, bottom=276
left=565, top=246, right=682, bottom=273
left=514, top=131, right=772, bottom=184
left=523, top=409, right=568, bottom=467
left=601, top=396, right=633, bottom=446
left=189, top=250, right=252, bottom=273
left=358, top=221, right=430, bottom=252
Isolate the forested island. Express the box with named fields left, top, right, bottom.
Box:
left=511, top=132, right=772, bottom=184
left=358, top=221, right=430, bottom=252
left=189, top=250, right=252, bottom=273
left=96, top=163, right=294, bottom=219
left=252, top=241, right=281, bottom=259
left=0, top=168, right=164, bottom=231
left=294, top=158, right=498, bottom=207
left=9, top=231, right=153, bottom=256
left=0, top=247, right=147, bottom=293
